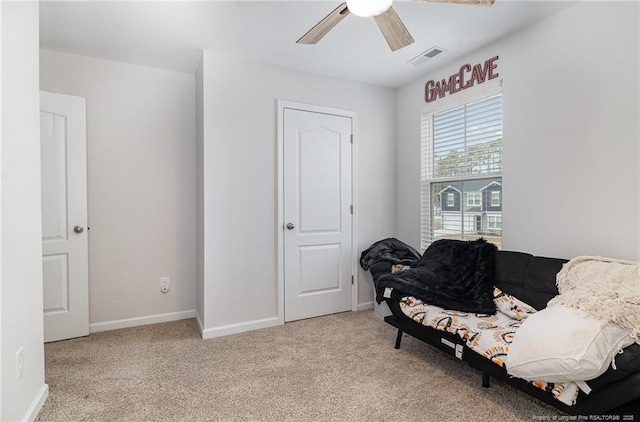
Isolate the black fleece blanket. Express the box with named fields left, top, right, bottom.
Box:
left=375, top=239, right=497, bottom=315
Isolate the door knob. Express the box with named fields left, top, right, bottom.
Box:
left=286, top=222, right=295, bottom=230
left=73, top=225, right=84, bottom=234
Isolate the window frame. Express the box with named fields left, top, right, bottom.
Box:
left=446, top=192, right=455, bottom=207
left=420, top=87, right=503, bottom=252
left=467, top=192, right=481, bottom=207
left=491, top=191, right=501, bottom=207
left=488, top=215, right=502, bottom=230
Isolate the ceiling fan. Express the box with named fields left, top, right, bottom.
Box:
left=297, top=0, right=495, bottom=52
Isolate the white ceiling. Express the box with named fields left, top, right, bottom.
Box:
left=39, top=0, right=576, bottom=88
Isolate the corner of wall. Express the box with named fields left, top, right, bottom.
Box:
left=195, top=54, right=205, bottom=328
left=1, top=2, right=47, bottom=421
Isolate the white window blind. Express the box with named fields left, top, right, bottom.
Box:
left=420, top=92, right=503, bottom=252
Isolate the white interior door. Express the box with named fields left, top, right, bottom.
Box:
left=283, top=108, right=353, bottom=322
left=40, top=90, right=89, bottom=342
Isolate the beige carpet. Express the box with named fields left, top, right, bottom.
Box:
left=37, top=311, right=564, bottom=421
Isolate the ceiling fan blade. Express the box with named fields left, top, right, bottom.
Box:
left=297, top=3, right=350, bottom=45
left=373, top=6, right=415, bottom=52
left=418, top=0, right=495, bottom=6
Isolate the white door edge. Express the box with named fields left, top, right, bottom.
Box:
left=276, top=100, right=358, bottom=326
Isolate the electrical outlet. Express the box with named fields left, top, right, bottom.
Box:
left=160, top=277, right=170, bottom=293
left=16, top=347, right=24, bottom=380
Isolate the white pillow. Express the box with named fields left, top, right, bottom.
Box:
left=505, top=305, right=633, bottom=383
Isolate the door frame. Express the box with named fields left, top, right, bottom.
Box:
left=276, top=100, right=358, bottom=325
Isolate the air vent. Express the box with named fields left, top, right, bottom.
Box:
left=408, top=46, right=447, bottom=67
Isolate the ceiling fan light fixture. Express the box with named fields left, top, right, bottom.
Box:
left=346, top=0, right=393, bottom=17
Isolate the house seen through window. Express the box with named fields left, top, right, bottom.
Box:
left=420, top=92, right=503, bottom=251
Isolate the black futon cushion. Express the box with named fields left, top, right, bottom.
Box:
left=586, top=343, right=640, bottom=393
left=494, top=251, right=566, bottom=311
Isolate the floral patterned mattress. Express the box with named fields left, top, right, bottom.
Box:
left=398, top=287, right=581, bottom=406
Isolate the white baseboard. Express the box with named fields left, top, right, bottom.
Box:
left=90, top=310, right=196, bottom=333
left=358, top=301, right=374, bottom=311
left=23, top=383, right=49, bottom=422
left=201, top=317, right=280, bottom=339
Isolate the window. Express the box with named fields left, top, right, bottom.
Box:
left=488, top=216, right=502, bottom=230
left=446, top=193, right=454, bottom=207
left=467, top=193, right=481, bottom=207
left=491, top=191, right=500, bottom=207
left=420, top=92, right=503, bottom=251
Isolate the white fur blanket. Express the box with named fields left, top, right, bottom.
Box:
left=547, top=256, right=640, bottom=342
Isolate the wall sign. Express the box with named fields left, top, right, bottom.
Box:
left=425, top=56, right=499, bottom=103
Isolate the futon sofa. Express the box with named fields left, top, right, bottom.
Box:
left=361, top=238, right=640, bottom=416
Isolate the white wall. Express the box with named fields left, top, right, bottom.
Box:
left=39, top=51, right=197, bottom=327
left=396, top=1, right=639, bottom=260
left=1, top=2, right=48, bottom=420
left=198, top=52, right=396, bottom=334
left=195, top=58, right=205, bottom=329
